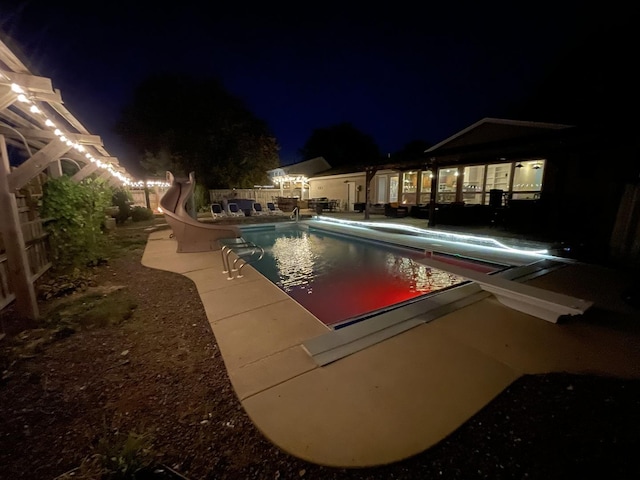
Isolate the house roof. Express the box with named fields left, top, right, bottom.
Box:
left=414, top=117, right=584, bottom=168
left=426, top=118, right=574, bottom=154
left=272, top=156, right=332, bottom=177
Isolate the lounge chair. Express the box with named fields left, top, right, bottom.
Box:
left=252, top=202, right=268, bottom=216
left=210, top=203, right=227, bottom=219
left=266, top=202, right=285, bottom=215
left=227, top=202, right=245, bottom=217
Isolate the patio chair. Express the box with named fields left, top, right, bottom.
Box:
left=210, top=203, right=227, bottom=219
left=227, top=202, right=245, bottom=217
left=252, top=202, right=268, bottom=216
left=266, top=202, right=285, bottom=215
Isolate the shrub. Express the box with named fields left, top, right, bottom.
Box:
left=193, top=183, right=209, bottom=212
left=131, top=206, right=154, bottom=222
left=112, top=188, right=132, bottom=224
left=41, top=176, right=113, bottom=270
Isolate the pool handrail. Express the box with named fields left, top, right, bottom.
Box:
left=291, top=206, right=299, bottom=222
left=220, top=238, right=265, bottom=279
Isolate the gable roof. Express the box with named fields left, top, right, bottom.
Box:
left=272, top=156, right=332, bottom=177
left=426, top=118, right=574, bottom=154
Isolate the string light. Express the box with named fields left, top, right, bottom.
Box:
left=2, top=81, right=171, bottom=187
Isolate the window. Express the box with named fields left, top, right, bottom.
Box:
left=437, top=168, right=458, bottom=203
left=402, top=171, right=418, bottom=204
left=462, top=165, right=485, bottom=204
left=484, top=163, right=511, bottom=204
left=389, top=176, right=398, bottom=202
left=512, top=160, right=544, bottom=199
left=420, top=170, right=433, bottom=203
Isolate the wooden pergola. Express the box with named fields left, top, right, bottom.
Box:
left=0, top=34, right=134, bottom=321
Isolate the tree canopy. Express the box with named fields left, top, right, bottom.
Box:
left=115, top=74, right=280, bottom=188
left=509, top=19, right=639, bottom=135
left=298, top=122, right=381, bottom=169
left=391, top=140, right=432, bottom=165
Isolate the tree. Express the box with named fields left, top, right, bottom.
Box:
left=299, top=122, right=381, bottom=168
left=509, top=17, right=639, bottom=136
left=392, top=140, right=432, bottom=164
left=300, top=123, right=383, bottom=219
left=115, top=74, right=280, bottom=189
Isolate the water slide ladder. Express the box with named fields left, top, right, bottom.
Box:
left=220, top=239, right=265, bottom=279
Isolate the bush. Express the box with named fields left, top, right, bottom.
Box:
left=131, top=206, right=154, bottom=222
left=41, top=176, right=113, bottom=270
left=112, top=188, right=132, bottom=224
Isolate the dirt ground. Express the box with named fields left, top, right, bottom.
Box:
left=1, top=219, right=639, bottom=479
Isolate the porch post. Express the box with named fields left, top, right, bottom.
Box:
left=429, top=161, right=438, bottom=227
left=456, top=166, right=464, bottom=203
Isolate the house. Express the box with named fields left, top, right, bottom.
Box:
left=308, top=165, right=399, bottom=212
left=306, top=118, right=640, bottom=262
left=268, top=156, right=331, bottom=200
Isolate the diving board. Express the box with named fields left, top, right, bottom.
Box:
left=418, top=254, right=594, bottom=323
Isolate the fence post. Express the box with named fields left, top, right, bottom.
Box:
left=0, top=135, right=38, bottom=320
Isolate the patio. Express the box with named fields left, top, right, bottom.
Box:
left=142, top=214, right=640, bottom=467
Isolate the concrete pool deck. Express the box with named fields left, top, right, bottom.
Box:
left=141, top=216, right=640, bottom=468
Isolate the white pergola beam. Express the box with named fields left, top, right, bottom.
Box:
left=0, top=127, right=103, bottom=145
left=7, top=139, right=73, bottom=192
left=1, top=72, right=55, bottom=94
left=72, top=161, right=100, bottom=181
left=0, top=85, right=16, bottom=111
left=0, top=42, right=30, bottom=73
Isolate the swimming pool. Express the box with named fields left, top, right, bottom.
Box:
left=239, top=223, right=505, bottom=328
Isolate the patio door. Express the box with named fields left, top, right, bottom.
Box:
left=346, top=182, right=356, bottom=211
left=377, top=176, right=387, bottom=204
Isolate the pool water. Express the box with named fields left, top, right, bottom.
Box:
left=240, top=225, right=496, bottom=327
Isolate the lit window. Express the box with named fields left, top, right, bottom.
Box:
left=512, top=160, right=544, bottom=199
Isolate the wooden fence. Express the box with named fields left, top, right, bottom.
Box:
left=0, top=193, right=51, bottom=313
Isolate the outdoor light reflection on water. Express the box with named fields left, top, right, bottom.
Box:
left=385, top=255, right=464, bottom=293
left=268, top=231, right=463, bottom=295
left=270, top=232, right=321, bottom=292
left=240, top=225, right=489, bottom=326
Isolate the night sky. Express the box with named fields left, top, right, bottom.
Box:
left=0, top=2, right=630, bottom=177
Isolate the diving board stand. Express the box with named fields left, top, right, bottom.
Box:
left=417, top=255, right=594, bottom=323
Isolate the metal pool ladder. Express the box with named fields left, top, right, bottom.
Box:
left=220, top=239, right=265, bottom=280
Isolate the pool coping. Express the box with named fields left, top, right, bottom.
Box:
left=141, top=221, right=640, bottom=468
